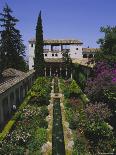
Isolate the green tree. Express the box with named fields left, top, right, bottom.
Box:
left=62, top=49, right=72, bottom=78
left=0, top=4, right=27, bottom=72
left=95, top=26, right=116, bottom=63
left=34, top=11, right=45, bottom=76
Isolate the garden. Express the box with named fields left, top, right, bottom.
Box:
left=60, top=61, right=116, bottom=154
left=0, top=77, right=52, bottom=155
left=0, top=62, right=116, bottom=155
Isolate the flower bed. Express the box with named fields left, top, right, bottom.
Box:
left=0, top=77, right=51, bottom=154
left=60, top=79, right=116, bottom=154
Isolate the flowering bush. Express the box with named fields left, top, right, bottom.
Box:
left=85, top=62, right=116, bottom=102
left=69, top=98, right=81, bottom=107
left=61, top=78, right=116, bottom=154
left=84, top=102, right=111, bottom=122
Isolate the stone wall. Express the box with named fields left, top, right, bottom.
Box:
left=0, top=70, right=35, bottom=130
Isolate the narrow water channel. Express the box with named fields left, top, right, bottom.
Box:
left=52, top=78, right=66, bottom=155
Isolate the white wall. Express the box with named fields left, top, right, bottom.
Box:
left=44, top=51, right=62, bottom=59
left=28, top=43, right=83, bottom=70
left=29, top=43, right=35, bottom=70
left=69, top=45, right=83, bottom=59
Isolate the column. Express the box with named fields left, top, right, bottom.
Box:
left=66, top=67, right=67, bottom=77
left=50, top=67, right=52, bottom=76
left=8, top=94, right=11, bottom=114
left=59, top=45, right=62, bottom=51
left=61, top=45, right=63, bottom=51
left=71, top=71, right=73, bottom=79
left=56, top=69, right=58, bottom=77
left=45, top=67, right=46, bottom=77
left=51, top=45, right=53, bottom=51
left=60, top=67, right=62, bottom=77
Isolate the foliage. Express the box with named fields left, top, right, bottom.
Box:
left=73, top=64, right=87, bottom=90
left=0, top=93, right=31, bottom=141
left=0, top=120, right=15, bottom=141
left=69, top=80, right=81, bottom=98
left=60, top=79, right=70, bottom=98
left=31, top=77, right=51, bottom=96
left=28, top=128, right=47, bottom=154
left=85, top=121, right=113, bottom=139
left=29, top=77, right=51, bottom=105
left=0, top=4, right=27, bottom=72
left=54, top=77, right=59, bottom=93
left=78, top=72, right=86, bottom=89
left=85, top=61, right=116, bottom=102
left=97, top=26, right=116, bottom=55
left=0, top=77, right=51, bottom=154
left=84, top=102, right=111, bottom=122
left=62, top=49, right=72, bottom=79
left=62, top=49, right=72, bottom=67
left=34, top=11, right=45, bottom=76
left=73, top=131, right=90, bottom=155
left=0, top=103, right=48, bottom=154
left=95, top=26, right=116, bottom=63
left=60, top=78, right=116, bottom=153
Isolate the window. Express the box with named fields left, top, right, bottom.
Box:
left=45, top=54, right=47, bottom=57
left=52, top=54, right=54, bottom=57
left=83, top=54, right=87, bottom=58
left=55, top=53, right=58, bottom=57
left=88, top=54, right=93, bottom=58
left=31, top=44, right=33, bottom=47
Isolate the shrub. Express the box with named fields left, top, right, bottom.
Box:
left=85, top=121, right=113, bottom=139
left=29, top=96, right=50, bottom=106
left=30, top=77, right=51, bottom=99
left=69, top=80, right=81, bottom=95
left=84, top=102, right=112, bottom=122
left=27, top=128, right=47, bottom=153
left=73, top=132, right=89, bottom=154
left=69, top=80, right=81, bottom=97
left=85, top=62, right=116, bottom=102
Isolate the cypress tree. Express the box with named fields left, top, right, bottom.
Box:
left=34, top=11, right=45, bottom=76
left=0, top=4, right=26, bottom=72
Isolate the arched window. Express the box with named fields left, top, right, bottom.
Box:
left=83, top=54, right=87, bottom=58
left=88, top=54, right=93, bottom=58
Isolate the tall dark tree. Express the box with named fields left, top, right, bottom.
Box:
left=0, top=48, right=4, bottom=78
left=0, top=4, right=26, bottom=72
left=34, top=11, right=45, bottom=76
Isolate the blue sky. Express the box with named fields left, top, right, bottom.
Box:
left=0, top=0, right=116, bottom=57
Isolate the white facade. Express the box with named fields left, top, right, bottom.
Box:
left=29, top=39, right=98, bottom=70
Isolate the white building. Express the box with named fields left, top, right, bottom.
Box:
left=29, top=38, right=99, bottom=70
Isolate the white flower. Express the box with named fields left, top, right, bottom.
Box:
left=41, top=141, right=52, bottom=153
left=67, top=140, right=74, bottom=150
